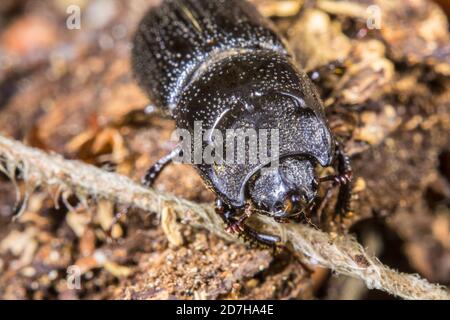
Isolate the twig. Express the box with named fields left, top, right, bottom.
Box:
left=0, top=134, right=448, bottom=300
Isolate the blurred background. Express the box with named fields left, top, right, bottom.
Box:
left=0, top=0, right=449, bottom=300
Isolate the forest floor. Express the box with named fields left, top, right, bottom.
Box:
left=0, top=0, right=449, bottom=299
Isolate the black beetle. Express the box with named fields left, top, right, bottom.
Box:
left=131, top=0, right=352, bottom=246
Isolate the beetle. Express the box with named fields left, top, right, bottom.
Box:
left=131, top=0, right=352, bottom=246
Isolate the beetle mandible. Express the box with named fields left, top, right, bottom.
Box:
left=131, top=0, right=352, bottom=246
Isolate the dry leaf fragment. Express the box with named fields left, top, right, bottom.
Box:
left=79, top=228, right=96, bottom=257
left=250, top=0, right=303, bottom=17
left=352, top=177, right=367, bottom=193
left=104, top=261, right=132, bottom=278
left=66, top=210, right=92, bottom=237
left=328, top=40, right=394, bottom=106
left=0, top=228, right=38, bottom=270
left=376, top=0, right=450, bottom=73
left=316, top=0, right=369, bottom=19
left=432, top=211, right=450, bottom=251
left=96, top=199, right=123, bottom=239
left=96, top=199, right=114, bottom=231
left=161, top=205, right=184, bottom=247
left=353, top=105, right=400, bottom=146
left=289, top=8, right=352, bottom=71
left=0, top=15, right=58, bottom=56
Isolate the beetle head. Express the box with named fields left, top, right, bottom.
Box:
left=247, top=157, right=318, bottom=219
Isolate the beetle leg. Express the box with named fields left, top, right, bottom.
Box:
left=274, top=217, right=290, bottom=224
left=319, top=143, right=353, bottom=186
left=326, top=141, right=353, bottom=219
left=311, top=185, right=335, bottom=224
left=228, top=206, right=253, bottom=234
left=241, top=224, right=282, bottom=248
left=319, top=173, right=351, bottom=185
left=215, top=199, right=245, bottom=233
left=215, top=199, right=281, bottom=247
left=142, top=146, right=182, bottom=187
left=108, top=145, right=181, bottom=239
left=333, top=141, right=353, bottom=219
left=317, top=141, right=353, bottom=220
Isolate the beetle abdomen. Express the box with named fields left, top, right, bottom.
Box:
left=132, top=0, right=287, bottom=112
